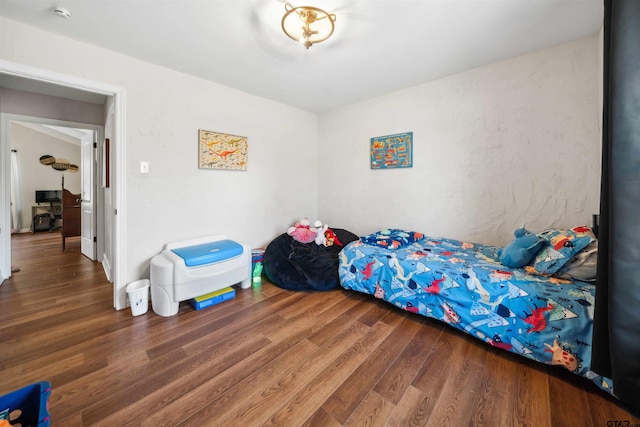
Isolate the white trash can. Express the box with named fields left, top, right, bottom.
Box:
left=126, top=279, right=150, bottom=316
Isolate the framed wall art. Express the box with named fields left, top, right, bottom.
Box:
left=198, top=129, right=248, bottom=170
left=370, top=131, right=413, bottom=169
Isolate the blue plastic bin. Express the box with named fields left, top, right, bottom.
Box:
left=0, top=381, right=51, bottom=426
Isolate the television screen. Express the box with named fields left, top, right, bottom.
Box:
left=35, top=190, right=62, bottom=204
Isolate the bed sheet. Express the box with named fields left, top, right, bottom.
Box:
left=338, top=230, right=613, bottom=393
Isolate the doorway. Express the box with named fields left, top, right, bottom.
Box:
left=7, top=117, right=101, bottom=262
left=0, top=60, right=127, bottom=310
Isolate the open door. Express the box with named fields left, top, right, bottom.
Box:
left=0, top=60, right=125, bottom=309
left=80, top=131, right=96, bottom=260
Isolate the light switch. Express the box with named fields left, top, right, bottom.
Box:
left=140, top=161, right=149, bottom=173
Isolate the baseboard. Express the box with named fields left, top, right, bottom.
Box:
left=101, top=255, right=112, bottom=282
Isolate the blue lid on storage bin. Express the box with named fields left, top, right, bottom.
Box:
left=171, top=239, right=243, bottom=267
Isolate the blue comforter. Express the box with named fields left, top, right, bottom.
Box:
left=338, top=229, right=613, bottom=394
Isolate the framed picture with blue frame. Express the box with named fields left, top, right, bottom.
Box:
left=370, top=131, right=413, bottom=169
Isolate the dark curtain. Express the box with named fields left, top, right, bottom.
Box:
left=592, top=0, right=640, bottom=412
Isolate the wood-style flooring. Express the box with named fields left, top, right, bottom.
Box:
left=1, top=231, right=639, bottom=426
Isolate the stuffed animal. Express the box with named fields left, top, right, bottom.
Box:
left=287, top=218, right=318, bottom=243
left=324, top=228, right=343, bottom=247
left=314, top=221, right=329, bottom=246
left=497, top=227, right=544, bottom=268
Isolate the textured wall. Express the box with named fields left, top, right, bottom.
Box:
left=1, top=14, right=601, bottom=305
left=1, top=17, right=318, bottom=305
left=318, top=35, right=601, bottom=246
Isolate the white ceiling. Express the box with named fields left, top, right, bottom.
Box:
left=13, top=121, right=90, bottom=146
left=0, top=0, right=603, bottom=113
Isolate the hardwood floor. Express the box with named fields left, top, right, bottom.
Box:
left=1, top=232, right=639, bottom=426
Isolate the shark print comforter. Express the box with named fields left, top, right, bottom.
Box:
left=338, top=229, right=613, bottom=395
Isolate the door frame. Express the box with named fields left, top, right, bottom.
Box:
left=0, top=59, right=127, bottom=310
left=3, top=116, right=102, bottom=259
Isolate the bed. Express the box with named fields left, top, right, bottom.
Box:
left=338, top=228, right=613, bottom=395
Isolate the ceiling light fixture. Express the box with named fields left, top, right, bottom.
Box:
left=281, top=2, right=336, bottom=50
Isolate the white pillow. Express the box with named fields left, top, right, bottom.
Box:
left=555, top=240, right=598, bottom=281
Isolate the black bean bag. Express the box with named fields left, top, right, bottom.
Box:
left=263, top=228, right=359, bottom=291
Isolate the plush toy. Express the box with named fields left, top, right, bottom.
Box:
left=324, top=228, right=344, bottom=247
left=314, top=221, right=329, bottom=246
left=287, top=218, right=318, bottom=243
left=497, top=227, right=544, bottom=268
left=311, top=221, right=345, bottom=247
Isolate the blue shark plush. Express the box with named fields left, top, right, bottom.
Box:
left=497, top=227, right=544, bottom=268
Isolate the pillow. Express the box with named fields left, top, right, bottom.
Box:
left=529, top=226, right=596, bottom=276
left=360, top=229, right=424, bottom=249
left=555, top=240, right=598, bottom=281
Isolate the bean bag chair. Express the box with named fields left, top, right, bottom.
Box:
left=263, top=228, right=359, bottom=291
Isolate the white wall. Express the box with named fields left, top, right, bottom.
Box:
left=0, top=87, right=105, bottom=124
left=10, top=123, right=81, bottom=231
left=1, top=17, right=318, bottom=305
left=1, top=15, right=601, bottom=305
left=318, top=35, right=601, bottom=247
